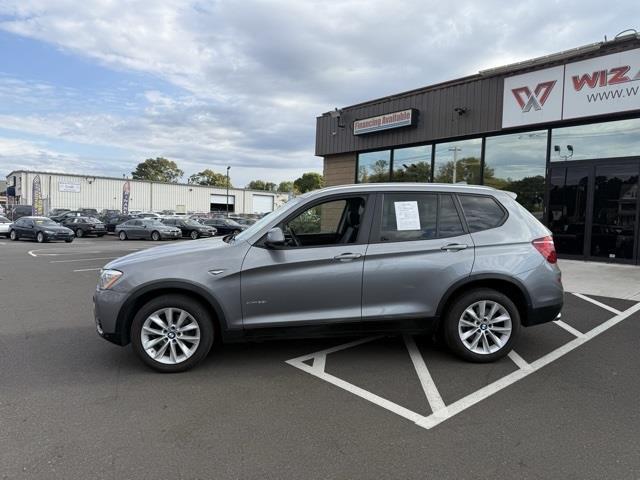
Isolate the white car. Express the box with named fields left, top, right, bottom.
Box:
left=0, top=215, right=10, bottom=237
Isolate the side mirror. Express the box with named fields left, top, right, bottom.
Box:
left=264, top=227, right=285, bottom=248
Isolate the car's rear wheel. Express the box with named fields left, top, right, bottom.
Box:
left=190, top=230, right=199, bottom=240
left=151, top=231, right=161, bottom=241
left=131, top=295, right=214, bottom=373
left=9, top=230, right=18, bottom=241
left=119, top=231, right=127, bottom=241
left=36, top=232, right=45, bottom=243
left=443, top=288, right=520, bottom=362
left=76, top=228, right=84, bottom=238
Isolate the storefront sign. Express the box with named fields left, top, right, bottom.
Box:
left=32, top=175, right=43, bottom=216
left=353, top=109, right=417, bottom=135
left=564, top=48, right=640, bottom=119
left=59, top=182, right=81, bottom=193
left=503, top=48, right=640, bottom=127
left=502, top=66, right=564, bottom=128
left=122, top=181, right=130, bottom=214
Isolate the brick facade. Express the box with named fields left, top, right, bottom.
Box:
left=323, top=153, right=357, bottom=187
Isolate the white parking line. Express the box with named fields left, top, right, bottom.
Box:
left=553, top=319, right=586, bottom=338
left=572, top=292, right=622, bottom=315
left=404, top=334, right=446, bottom=413
left=50, top=256, right=118, bottom=263
left=287, top=299, right=640, bottom=430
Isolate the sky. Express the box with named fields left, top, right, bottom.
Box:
left=0, top=1, right=638, bottom=187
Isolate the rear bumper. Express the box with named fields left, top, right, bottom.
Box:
left=524, top=301, right=563, bottom=326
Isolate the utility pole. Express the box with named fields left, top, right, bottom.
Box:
left=226, top=166, right=231, bottom=217
left=448, top=146, right=462, bottom=183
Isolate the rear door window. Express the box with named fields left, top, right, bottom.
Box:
left=458, top=195, right=506, bottom=232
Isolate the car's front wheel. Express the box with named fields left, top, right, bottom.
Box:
left=131, top=295, right=214, bottom=373
left=119, top=231, right=127, bottom=241
left=9, top=230, right=18, bottom=241
left=151, top=231, right=161, bottom=241
left=76, top=228, right=84, bottom=238
left=190, top=230, right=199, bottom=240
left=36, top=232, right=45, bottom=243
left=443, top=288, right=520, bottom=362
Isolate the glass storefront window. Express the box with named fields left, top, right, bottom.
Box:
left=434, top=138, right=482, bottom=184
left=392, top=146, right=432, bottom=182
left=551, top=118, right=640, bottom=161
left=357, top=150, right=391, bottom=183
left=484, top=131, right=548, bottom=219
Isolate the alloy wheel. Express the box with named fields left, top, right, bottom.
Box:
left=141, top=308, right=201, bottom=365
left=457, top=300, right=512, bottom=355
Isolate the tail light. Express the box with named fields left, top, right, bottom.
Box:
left=532, top=235, right=557, bottom=264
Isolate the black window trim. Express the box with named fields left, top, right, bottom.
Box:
left=456, top=193, right=509, bottom=233
left=369, top=191, right=468, bottom=245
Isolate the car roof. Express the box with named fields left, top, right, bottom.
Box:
left=300, top=183, right=517, bottom=200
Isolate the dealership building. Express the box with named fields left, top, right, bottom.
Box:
left=5, top=170, right=289, bottom=215
left=316, top=34, right=640, bottom=264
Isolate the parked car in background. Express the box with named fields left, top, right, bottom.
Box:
left=80, top=208, right=99, bottom=216
left=115, top=218, right=181, bottom=241
left=49, top=208, right=70, bottom=217
left=161, top=218, right=217, bottom=239
left=103, top=214, right=134, bottom=233
left=0, top=215, right=11, bottom=237
left=93, top=183, right=563, bottom=373
left=201, top=217, right=246, bottom=235
left=9, top=216, right=74, bottom=243
left=100, top=209, right=120, bottom=218
left=229, top=216, right=258, bottom=226
left=61, top=216, right=107, bottom=238
left=51, top=210, right=83, bottom=222
left=9, top=205, right=33, bottom=221
left=137, top=212, right=161, bottom=219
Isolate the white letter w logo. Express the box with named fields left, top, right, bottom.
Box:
left=511, top=80, right=557, bottom=112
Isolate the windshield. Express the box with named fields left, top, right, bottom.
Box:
left=0, top=216, right=9, bottom=223
left=147, top=220, right=166, bottom=226
left=35, top=219, right=57, bottom=226
left=233, top=197, right=302, bottom=242
left=87, top=217, right=101, bottom=223
left=184, top=219, right=202, bottom=226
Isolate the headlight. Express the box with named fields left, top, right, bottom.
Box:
left=44, top=230, right=54, bottom=234
left=98, top=269, right=123, bottom=290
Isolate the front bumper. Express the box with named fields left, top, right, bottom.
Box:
left=93, top=288, right=129, bottom=345
left=160, top=230, right=181, bottom=239
left=45, top=231, right=74, bottom=241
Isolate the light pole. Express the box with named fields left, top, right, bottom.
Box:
left=448, top=146, right=462, bottom=183
left=226, top=166, right=231, bottom=217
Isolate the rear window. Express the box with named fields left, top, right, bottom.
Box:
left=458, top=195, right=506, bottom=232
left=379, top=193, right=465, bottom=242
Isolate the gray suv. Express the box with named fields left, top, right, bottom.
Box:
left=94, top=184, right=563, bottom=372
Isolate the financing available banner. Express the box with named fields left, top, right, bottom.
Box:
left=122, top=181, right=130, bottom=214
left=32, top=175, right=43, bottom=216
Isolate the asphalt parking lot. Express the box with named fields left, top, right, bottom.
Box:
left=1, top=236, right=640, bottom=479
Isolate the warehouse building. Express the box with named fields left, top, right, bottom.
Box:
left=316, top=34, right=640, bottom=264
left=5, top=170, right=289, bottom=215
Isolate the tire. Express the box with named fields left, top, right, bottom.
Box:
left=130, top=295, right=215, bottom=373
left=65, top=238, right=73, bottom=243
left=36, top=232, right=45, bottom=243
left=233, top=229, right=241, bottom=235
left=151, top=231, right=161, bottom=241
left=119, top=231, right=127, bottom=241
left=190, top=230, right=199, bottom=240
left=9, top=230, right=18, bottom=241
left=76, top=228, right=84, bottom=238
left=442, top=288, right=520, bottom=363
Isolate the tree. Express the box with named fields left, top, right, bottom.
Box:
left=277, top=181, right=295, bottom=193
left=247, top=180, right=276, bottom=191
left=131, top=157, right=183, bottom=183
left=358, top=159, right=389, bottom=183
left=434, top=157, right=485, bottom=184
left=294, top=172, right=324, bottom=193
left=393, top=161, right=431, bottom=182
left=188, top=169, right=232, bottom=187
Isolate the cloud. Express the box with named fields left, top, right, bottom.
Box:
left=0, top=0, right=637, bottom=185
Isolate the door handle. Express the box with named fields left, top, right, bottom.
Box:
left=333, top=252, right=362, bottom=261
left=441, top=243, right=468, bottom=252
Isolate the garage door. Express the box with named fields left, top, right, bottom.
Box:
left=252, top=194, right=274, bottom=214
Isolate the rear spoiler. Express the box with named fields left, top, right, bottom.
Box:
left=502, top=190, right=517, bottom=200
